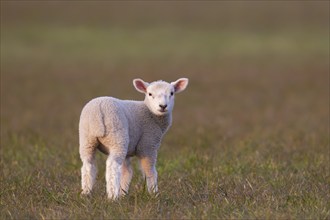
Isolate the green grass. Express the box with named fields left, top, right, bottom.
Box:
left=1, top=2, right=329, bottom=219
left=1, top=130, right=329, bottom=218
left=2, top=25, right=328, bottom=66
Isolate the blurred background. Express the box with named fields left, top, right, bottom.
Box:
left=1, top=1, right=329, bottom=218
left=1, top=1, right=329, bottom=138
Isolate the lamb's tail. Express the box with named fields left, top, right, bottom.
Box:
left=79, top=99, right=107, bottom=138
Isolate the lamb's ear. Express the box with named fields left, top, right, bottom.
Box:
left=171, top=78, right=189, bottom=93
left=133, top=78, right=149, bottom=93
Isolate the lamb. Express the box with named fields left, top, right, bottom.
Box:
left=79, top=78, right=189, bottom=200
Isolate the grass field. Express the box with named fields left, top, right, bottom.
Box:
left=1, top=2, right=329, bottom=219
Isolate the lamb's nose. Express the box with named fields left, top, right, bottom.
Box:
left=159, top=104, right=167, bottom=110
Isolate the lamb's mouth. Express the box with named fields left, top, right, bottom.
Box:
left=158, top=109, right=167, bottom=113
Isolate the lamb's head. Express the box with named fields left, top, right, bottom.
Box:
left=133, top=78, right=189, bottom=116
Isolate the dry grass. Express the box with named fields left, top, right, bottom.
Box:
left=1, top=2, right=329, bottom=219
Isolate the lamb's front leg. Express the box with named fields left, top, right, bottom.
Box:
left=140, top=155, right=158, bottom=193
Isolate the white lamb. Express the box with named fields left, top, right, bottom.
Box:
left=79, top=78, right=189, bottom=200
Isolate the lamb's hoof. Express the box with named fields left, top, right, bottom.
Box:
left=148, top=190, right=160, bottom=198
left=153, top=191, right=160, bottom=198
left=119, top=188, right=128, bottom=197
left=80, top=189, right=92, bottom=198
left=107, top=193, right=120, bottom=201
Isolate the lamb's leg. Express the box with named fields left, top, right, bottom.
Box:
left=140, top=156, right=158, bottom=193
left=120, top=158, right=133, bottom=196
left=101, top=135, right=128, bottom=200
left=106, top=153, right=126, bottom=200
left=79, top=137, right=98, bottom=195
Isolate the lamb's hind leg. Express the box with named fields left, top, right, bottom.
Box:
left=101, top=135, right=128, bottom=200
left=120, top=158, right=133, bottom=196
left=80, top=136, right=98, bottom=195
left=105, top=153, right=127, bottom=200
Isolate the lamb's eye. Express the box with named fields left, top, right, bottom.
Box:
left=170, top=92, right=174, bottom=96
left=149, top=93, right=152, bottom=96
